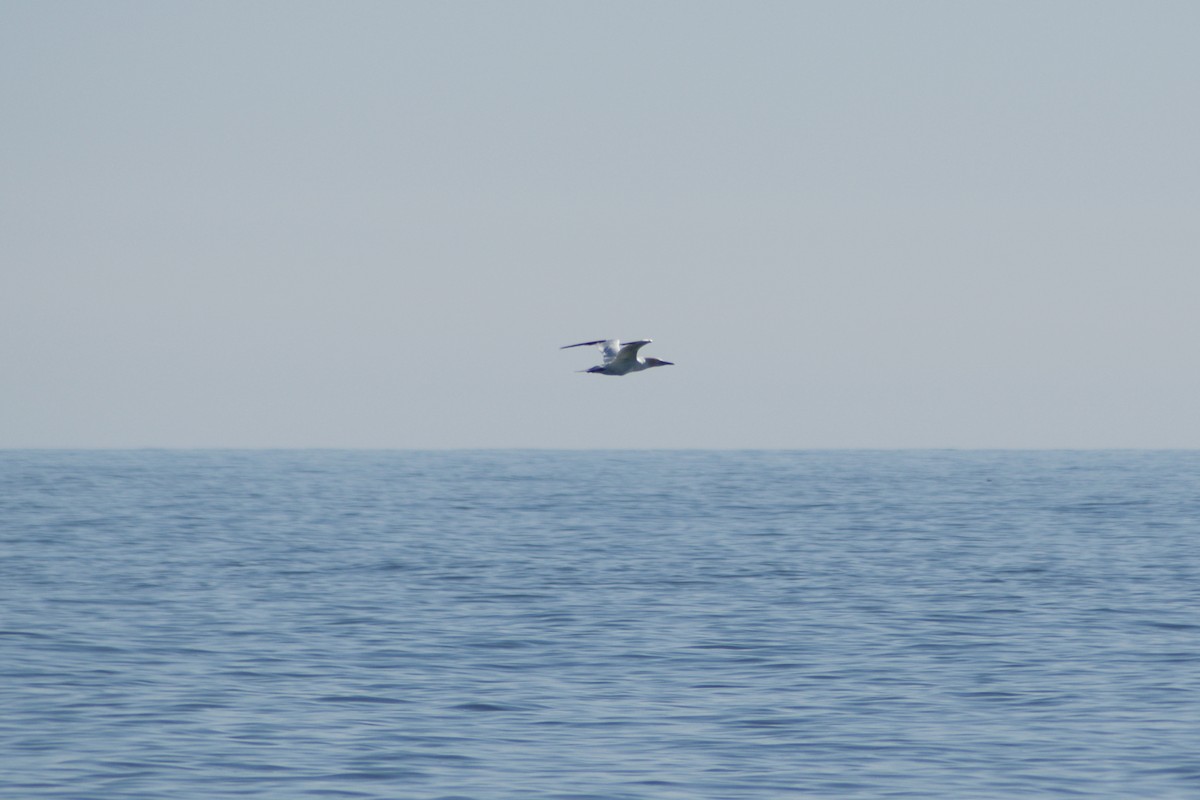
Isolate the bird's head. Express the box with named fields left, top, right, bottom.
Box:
left=645, top=358, right=674, bottom=368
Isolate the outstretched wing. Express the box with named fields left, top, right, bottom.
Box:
left=561, top=339, right=622, bottom=365
left=609, top=339, right=651, bottom=369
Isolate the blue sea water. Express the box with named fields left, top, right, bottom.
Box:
left=2, top=450, right=1199, bottom=799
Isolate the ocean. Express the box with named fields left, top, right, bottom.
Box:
left=2, top=449, right=1199, bottom=799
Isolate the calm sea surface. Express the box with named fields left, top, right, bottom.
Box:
left=3, top=450, right=1199, bottom=799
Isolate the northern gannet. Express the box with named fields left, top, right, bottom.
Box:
left=561, top=339, right=674, bottom=376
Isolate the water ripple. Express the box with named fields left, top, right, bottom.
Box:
left=2, top=449, right=1199, bottom=798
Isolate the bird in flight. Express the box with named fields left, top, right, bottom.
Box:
left=561, top=339, right=674, bottom=376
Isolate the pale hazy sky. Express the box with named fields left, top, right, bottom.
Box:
left=3, top=1, right=1198, bottom=448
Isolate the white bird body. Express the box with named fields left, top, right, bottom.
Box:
left=561, top=338, right=674, bottom=376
